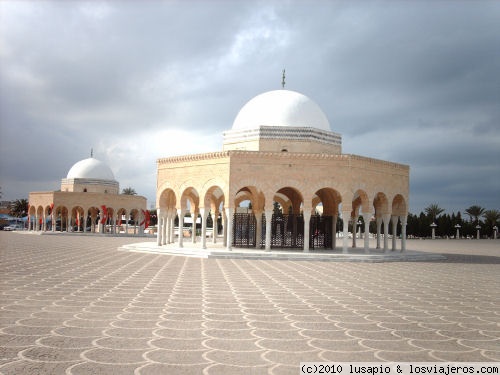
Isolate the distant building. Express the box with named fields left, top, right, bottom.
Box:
left=156, top=89, right=409, bottom=253
left=28, top=157, right=147, bottom=234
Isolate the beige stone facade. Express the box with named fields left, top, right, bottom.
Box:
left=28, top=157, right=147, bottom=234
left=156, top=89, right=409, bottom=252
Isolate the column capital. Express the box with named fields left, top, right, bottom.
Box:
left=382, top=213, right=391, bottom=223
left=341, top=210, right=352, bottom=218
left=362, top=212, right=372, bottom=221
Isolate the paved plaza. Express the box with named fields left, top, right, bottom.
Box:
left=0, top=232, right=499, bottom=374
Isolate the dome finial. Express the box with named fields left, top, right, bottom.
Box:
left=90, top=148, right=93, bottom=158
left=281, top=69, right=286, bottom=89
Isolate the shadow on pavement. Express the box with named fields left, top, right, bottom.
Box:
left=437, top=253, right=500, bottom=264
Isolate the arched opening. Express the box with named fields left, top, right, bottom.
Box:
left=269, top=187, right=304, bottom=249
left=55, top=206, right=69, bottom=232
left=28, top=205, right=36, bottom=230
left=373, top=192, right=390, bottom=250
left=105, top=207, right=115, bottom=233
left=179, top=187, right=200, bottom=241
left=44, top=204, right=54, bottom=231
left=129, top=209, right=140, bottom=235
left=71, top=206, right=85, bottom=232
left=159, top=188, right=176, bottom=211
left=87, top=207, right=100, bottom=233
left=373, top=192, right=389, bottom=216
left=36, top=206, right=44, bottom=231
left=233, top=186, right=261, bottom=248
left=311, top=188, right=342, bottom=249
left=392, top=194, right=407, bottom=217
left=204, top=186, right=225, bottom=243
left=116, top=208, right=127, bottom=234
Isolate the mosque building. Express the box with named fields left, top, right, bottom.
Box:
left=156, top=86, right=410, bottom=253
left=28, top=155, right=147, bottom=234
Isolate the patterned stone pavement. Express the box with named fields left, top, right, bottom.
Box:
left=0, top=232, right=499, bottom=374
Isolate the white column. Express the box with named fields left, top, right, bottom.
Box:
left=264, top=209, right=273, bottom=251
left=212, top=210, right=218, bottom=244
left=303, top=211, right=311, bottom=252
left=201, top=208, right=208, bottom=249
left=177, top=209, right=184, bottom=248
left=400, top=215, right=407, bottom=252
left=222, top=210, right=227, bottom=246
left=139, top=211, right=145, bottom=236
left=332, top=214, right=337, bottom=250
left=255, top=211, right=263, bottom=249
left=382, top=214, right=391, bottom=253
left=156, top=209, right=162, bottom=246
left=168, top=210, right=175, bottom=244
left=352, top=220, right=357, bottom=249
left=391, top=215, right=399, bottom=251
left=342, top=212, right=350, bottom=254
left=225, top=207, right=233, bottom=251
left=376, top=216, right=382, bottom=249
left=191, top=210, right=198, bottom=244
left=165, top=213, right=169, bottom=243
left=362, top=213, right=371, bottom=253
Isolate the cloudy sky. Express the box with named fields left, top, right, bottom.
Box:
left=1, top=0, right=499, bottom=214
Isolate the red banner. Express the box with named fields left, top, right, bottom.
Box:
left=100, top=205, right=107, bottom=224
left=140, top=210, right=151, bottom=229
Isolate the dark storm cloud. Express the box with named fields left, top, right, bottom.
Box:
left=1, top=0, right=499, bottom=214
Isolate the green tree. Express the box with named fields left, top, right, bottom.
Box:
left=424, top=203, right=445, bottom=222
left=122, top=187, right=137, bottom=195
left=465, top=205, right=485, bottom=225
left=10, top=199, right=28, bottom=217
left=483, top=210, right=500, bottom=236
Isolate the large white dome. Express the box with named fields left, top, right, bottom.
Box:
left=66, top=157, right=115, bottom=180
left=232, top=89, right=331, bottom=132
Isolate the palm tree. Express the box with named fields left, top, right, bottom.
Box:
left=465, top=205, right=485, bottom=224
left=424, top=203, right=444, bottom=222
left=10, top=199, right=28, bottom=217
left=483, top=209, right=500, bottom=229
left=122, top=187, right=137, bottom=195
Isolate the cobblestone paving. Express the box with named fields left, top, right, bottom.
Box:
left=0, top=232, right=499, bottom=374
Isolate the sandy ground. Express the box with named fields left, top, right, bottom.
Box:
left=406, top=238, right=500, bottom=256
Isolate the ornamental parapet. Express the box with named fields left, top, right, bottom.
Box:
left=61, top=178, right=119, bottom=187
left=157, top=151, right=231, bottom=165
left=222, top=126, right=342, bottom=146
left=157, top=150, right=408, bottom=173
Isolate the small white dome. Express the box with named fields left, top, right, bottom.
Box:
left=232, top=89, right=331, bottom=132
left=66, top=158, right=115, bottom=180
